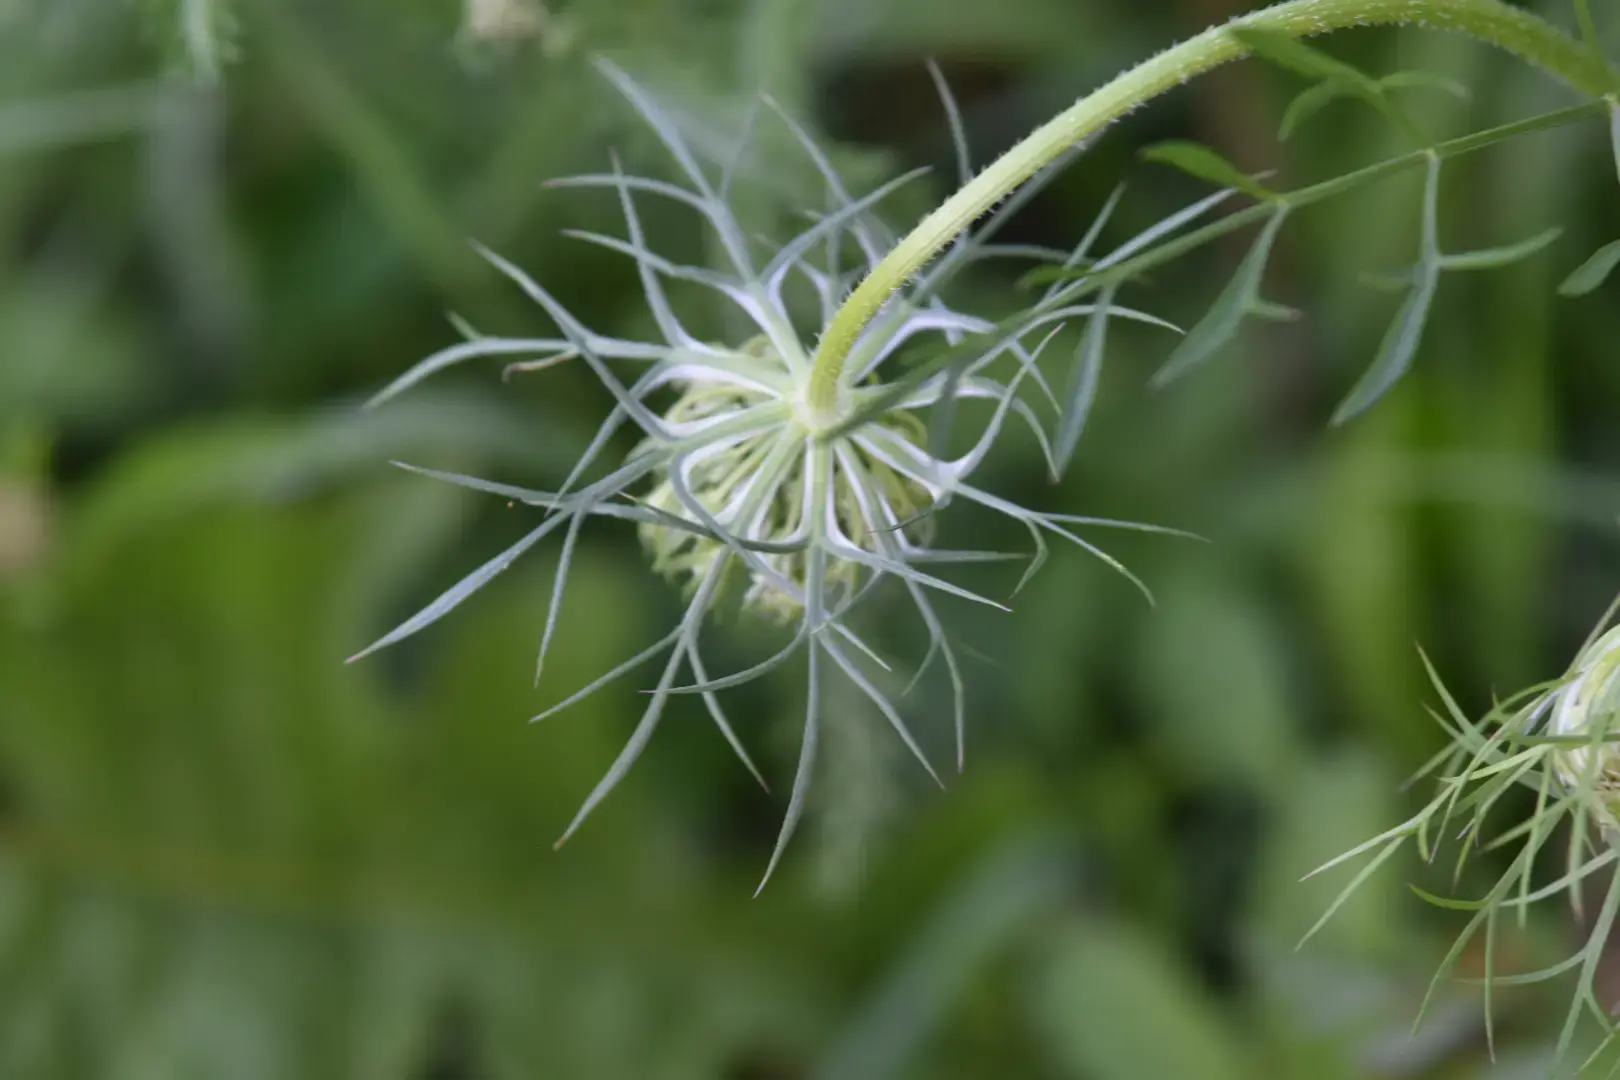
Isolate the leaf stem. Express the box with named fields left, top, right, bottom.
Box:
left=806, top=0, right=1617, bottom=413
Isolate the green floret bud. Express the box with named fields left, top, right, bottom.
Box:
left=636, top=335, right=934, bottom=622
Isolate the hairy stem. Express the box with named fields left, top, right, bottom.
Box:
left=807, top=0, right=1616, bottom=412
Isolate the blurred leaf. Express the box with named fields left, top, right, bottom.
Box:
left=1029, top=913, right=1250, bottom=1080
left=1295, top=396, right=1429, bottom=758
left=814, top=834, right=1071, bottom=1080
left=1250, top=752, right=1411, bottom=958
left=0, top=84, right=165, bottom=154
left=1559, top=238, right=1620, bottom=296
left=1377, top=70, right=1469, bottom=102
left=814, top=0, right=1112, bottom=58
left=246, top=1, right=485, bottom=309
left=68, top=393, right=584, bottom=560
left=1575, top=0, right=1601, bottom=59
left=1249, top=299, right=1301, bottom=322
left=0, top=273, right=144, bottom=428
left=0, top=475, right=815, bottom=1079
left=1134, top=572, right=1300, bottom=795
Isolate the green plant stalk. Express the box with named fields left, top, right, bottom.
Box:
left=806, top=0, right=1617, bottom=414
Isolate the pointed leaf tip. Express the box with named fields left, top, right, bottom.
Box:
left=1332, top=155, right=1443, bottom=425
left=1560, top=239, right=1620, bottom=297
left=1332, top=273, right=1436, bottom=425
left=1139, top=141, right=1275, bottom=201
left=1443, top=226, right=1563, bottom=272
left=1056, top=286, right=1108, bottom=469
left=1576, top=0, right=1601, bottom=58
left=1149, top=206, right=1289, bottom=388
left=1279, top=80, right=1361, bottom=140
left=1378, top=71, right=1470, bottom=102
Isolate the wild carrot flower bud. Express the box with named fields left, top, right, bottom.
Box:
left=1302, top=601, right=1620, bottom=1058
left=634, top=334, right=936, bottom=623
left=355, top=58, right=1193, bottom=889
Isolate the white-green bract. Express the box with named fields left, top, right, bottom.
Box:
left=352, top=59, right=1200, bottom=891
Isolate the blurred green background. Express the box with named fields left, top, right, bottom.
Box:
left=3, top=0, right=1620, bottom=1077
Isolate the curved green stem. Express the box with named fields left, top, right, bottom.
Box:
left=807, top=0, right=1616, bottom=413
